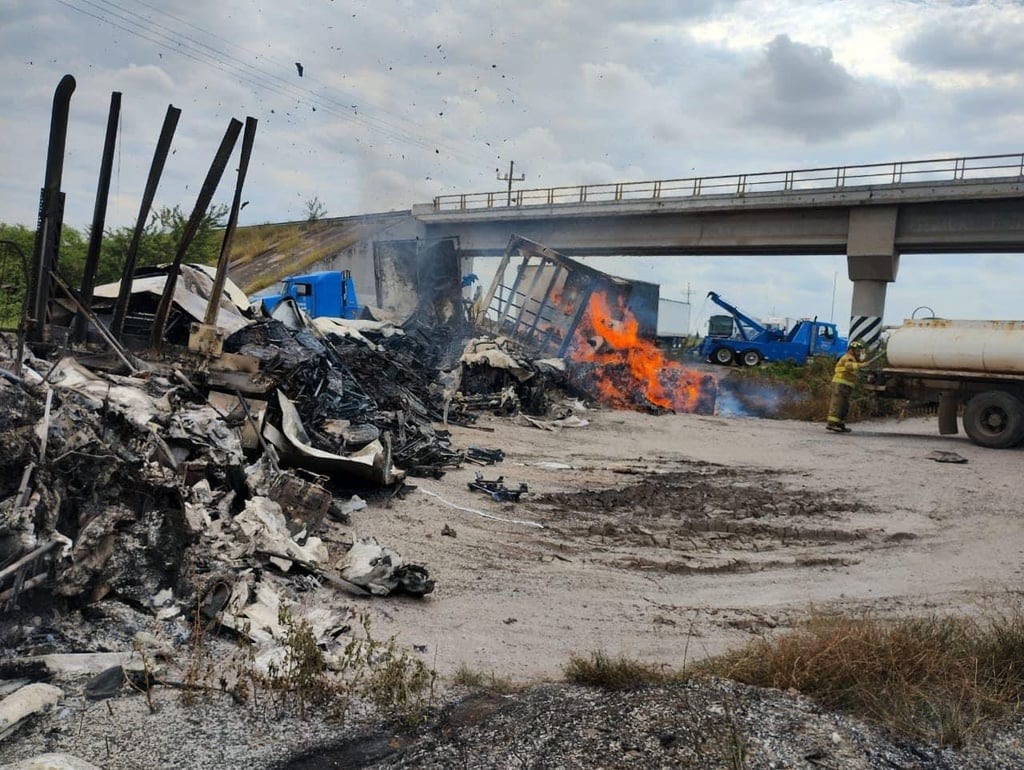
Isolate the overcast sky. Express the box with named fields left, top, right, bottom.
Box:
left=2, top=0, right=1023, bottom=332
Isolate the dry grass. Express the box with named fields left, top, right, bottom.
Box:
left=451, top=665, right=520, bottom=694
left=699, top=606, right=1024, bottom=746
left=562, top=605, right=1024, bottom=747
left=564, top=650, right=679, bottom=690
left=229, top=220, right=367, bottom=293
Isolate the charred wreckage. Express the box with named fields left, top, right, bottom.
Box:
left=0, top=76, right=716, bottom=737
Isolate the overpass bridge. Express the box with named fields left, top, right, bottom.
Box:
left=409, top=153, right=1024, bottom=345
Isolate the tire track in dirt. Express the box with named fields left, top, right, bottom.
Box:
left=522, top=460, right=900, bottom=578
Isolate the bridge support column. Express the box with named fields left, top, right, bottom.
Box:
left=846, top=206, right=899, bottom=347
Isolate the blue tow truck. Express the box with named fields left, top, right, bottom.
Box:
left=699, top=291, right=848, bottom=366
left=259, top=270, right=362, bottom=320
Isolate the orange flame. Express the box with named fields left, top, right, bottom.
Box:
left=567, top=291, right=715, bottom=413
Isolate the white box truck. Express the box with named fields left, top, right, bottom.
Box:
left=656, top=298, right=691, bottom=348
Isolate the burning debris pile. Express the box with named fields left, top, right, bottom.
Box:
left=567, top=291, right=717, bottom=415
left=474, top=236, right=718, bottom=415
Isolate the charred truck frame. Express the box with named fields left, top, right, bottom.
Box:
left=474, top=235, right=658, bottom=358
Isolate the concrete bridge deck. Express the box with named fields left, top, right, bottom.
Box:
left=412, top=153, right=1024, bottom=257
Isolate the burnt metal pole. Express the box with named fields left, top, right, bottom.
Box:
left=557, top=281, right=596, bottom=359
left=203, top=116, right=257, bottom=327
left=475, top=234, right=519, bottom=327
left=27, top=74, right=76, bottom=344
left=150, top=117, right=242, bottom=351
left=111, top=104, right=181, bottom=341
left=73, top=91, right=121, bottom=342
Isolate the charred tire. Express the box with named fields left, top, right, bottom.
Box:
left=712, top=347, right=734, bottom=366
left=962, top=391, right=1024, bottom=449
left=740, top=349, right=762, bottom=367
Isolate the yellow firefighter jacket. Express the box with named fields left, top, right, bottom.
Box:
left=832, top=351, right=862, bottom=387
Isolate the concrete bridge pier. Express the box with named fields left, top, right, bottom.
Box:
left=846, top=207, right=899, bottom=347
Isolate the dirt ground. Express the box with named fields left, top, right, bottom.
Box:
left=355, top=407, right=1024, bottom=682
left=4, top=406, right=1024, bottom=769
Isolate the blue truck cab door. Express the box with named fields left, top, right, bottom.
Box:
left=288, top=280, right=316, bottom=316
left=811, top=323, right=841, bottom=356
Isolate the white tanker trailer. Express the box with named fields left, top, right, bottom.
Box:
left=866, top=319, right=1024, bottom=449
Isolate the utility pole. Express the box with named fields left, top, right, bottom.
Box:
left=830, top=270, right=838, bottom=323
left=496, top=160, right=525, bottom=206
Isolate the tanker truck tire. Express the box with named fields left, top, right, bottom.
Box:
left=712, top=347, right=734, bottom=366
left=963, top=391, right=1024, bottom=449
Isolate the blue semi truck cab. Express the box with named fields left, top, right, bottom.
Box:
left=699, top=291, right=847, bottom=366
left=259, top=270, right=362, bottom=320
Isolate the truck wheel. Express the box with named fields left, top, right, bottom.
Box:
left=963, top=391, right=1024, bottom=449
left=712, top=347, right=734, bottom=366
left=740, top=349, right=762, bottom=367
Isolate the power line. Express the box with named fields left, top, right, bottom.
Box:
left=64, top=0, right=433, bottom=151
left=56, top=0, right=495, bottom=165
left=99, top=0, right=451, bottom=153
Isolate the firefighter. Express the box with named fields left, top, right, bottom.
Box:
left=826, top=340, right=867, bottom=433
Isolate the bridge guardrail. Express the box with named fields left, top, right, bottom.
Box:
left=433, top=153, right=1024, bottom=212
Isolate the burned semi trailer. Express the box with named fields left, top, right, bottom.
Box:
left=471, top=235, right=715, bottom=416
left=474, top=235, right=659, bottom=358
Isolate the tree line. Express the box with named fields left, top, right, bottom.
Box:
left=0, top=205, right=226, bottom=327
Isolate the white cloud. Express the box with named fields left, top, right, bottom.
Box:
left=116, top=63, right=174, bottom=95
left=1, top=0, right=1023, bottom=323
